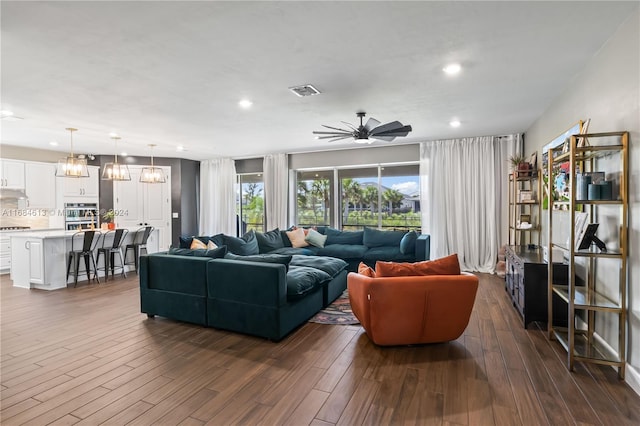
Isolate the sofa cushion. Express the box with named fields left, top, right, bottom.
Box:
left=224, top=252, right=292, bottom=271
left=290, top=255, right=348, bottom=277
left=363, top=246, right=415, bottom=262
left=376, top=253, right=461, bottom=277
left=223, top=230, right=259, bottom=255
left=363, top=228, right=405, bottom=248
left=286, top=228, right=309, bottom=248
left=190, top=238, right=208, bottom=249
left=325, top=228, right=364, bottom=245
left=270, top=247, right=318, bottom=256
left=316, top=244, right=368, bottom=259
left=358, top=262, right=376, bottom=277
left=286, top=266, right=331, bottom=298
left=305, top=228, right=327, bottom=248
left=168, top=246, right=227, bottom=259
left=255, top=228, right=284, bottom=253
left=399, top=231, right=418, bottom=255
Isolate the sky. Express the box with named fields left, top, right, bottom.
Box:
left=354, top=176, right=419, bottom=196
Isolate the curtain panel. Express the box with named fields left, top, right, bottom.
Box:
left=420, top=135, right=520, bottom=273
left=263, top=154, right=289, bottom=230
left=199, top=158, right=237, bottom=236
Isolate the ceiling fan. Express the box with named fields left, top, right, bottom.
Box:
left=313, top=112, right=412, bottom=144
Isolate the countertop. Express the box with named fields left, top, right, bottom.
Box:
left=8, top=227, right=149, bottom=239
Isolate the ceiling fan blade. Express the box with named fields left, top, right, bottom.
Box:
left=340, top=121, right=357, bottom=131
left=316, top=135, right=348, bottom=139
left=364, top=118, right=381, bottom=132
left=328, top=136, right=352, bottom=142
left=313, top=131, right=352, bottom=136
left=322, top=124, right=353, bottom=133
left=371, top=124, right=412, bottom=137
left=369, top=121, right=403, bottom=135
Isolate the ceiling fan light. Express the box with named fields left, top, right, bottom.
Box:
left=355, top=137, right=371, bottom=144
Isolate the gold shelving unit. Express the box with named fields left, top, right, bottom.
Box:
left=508, top=170, right=542, bottom=247
left=547, top=131, right=628, bottom=379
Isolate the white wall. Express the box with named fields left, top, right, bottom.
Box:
left=525, top=7, right=640, bottom=393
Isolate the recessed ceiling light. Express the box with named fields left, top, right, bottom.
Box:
left=443, top=63, right=462, bottom=75
left=176, top=145, right=185, bottom=152
left=121, top=152, right=128, bottom=157
left=109, top=132, right=119, bottom=137
left=238, top=99, right=253, bottom=109
left=449, top=120, right=461, bottom=128
left=1, top=110, right=14, bottom=117
left=49, top=141, right=58, bottom=146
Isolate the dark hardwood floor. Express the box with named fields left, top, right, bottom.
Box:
left=1, top=271, right=639, bottom=425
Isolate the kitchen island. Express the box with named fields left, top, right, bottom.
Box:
left=10, top=227, right=159, bottom=290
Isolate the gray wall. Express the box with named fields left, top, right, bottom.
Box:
left=524, top=7, right=639, bottom=392
left=290, top=143, right=419, bottom=169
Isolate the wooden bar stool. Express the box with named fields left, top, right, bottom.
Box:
left=96, top=228, right=129, bottom=280
left=66, top=230, right=102, bottom=287
left=125, top=226, right=153, bottom=274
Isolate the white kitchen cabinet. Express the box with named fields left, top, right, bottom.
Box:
left=10, top=236, right=47, bottom=288
left=0, top=159, right=25, bottom=189
left=25, top=162, right=57, bottom=209
left=0, top=235, right=11, bottom=274
left=113, top=166, right=171, bottom=251
left=62, top=165, right=99, bottom=198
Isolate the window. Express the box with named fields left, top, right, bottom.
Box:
left=338, top=164, right=420, bottom=231
left=237, top=173, right=264, bottom=234
left=296, top=170, right=334, bottom=227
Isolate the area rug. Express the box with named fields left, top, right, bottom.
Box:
left=309, top=290, right=360, bottom=325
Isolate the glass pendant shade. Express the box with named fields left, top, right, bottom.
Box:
left=139, top=144, right=166, bottom=183
left=55, top=128, right=90, bottom=178
left=101, top=136, right=131, bottom=181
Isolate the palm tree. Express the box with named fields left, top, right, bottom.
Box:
left=364, top=185, right=378, bottom=214
left=311, top=178, right=331, bottom=224
left=383, top=189, right=405, bottom=214
left=342, top=178, right=361, bottom=224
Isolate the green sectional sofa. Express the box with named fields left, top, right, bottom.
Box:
left=180, top=227, right=431, bottom=272
left=139, top=251, right=348, bottom=341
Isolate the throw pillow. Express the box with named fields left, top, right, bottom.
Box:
left=286, top=227, right=309, bottom=248
left=358, top=262, right=376, bottom=278
left=223, top=230, right=260, bottom=255
left=207, top=240, right=218, bottom=250
left=190, top=238, right=207, bottom=249
left=399, top=231, right=418, bottom=255
left=224, top=252, right=292, bottom=271
left=375, top=254, right=461, bottom=277
left=255, top=228, right=285, bottom=253
left=305, top=228, right=327, bottom=248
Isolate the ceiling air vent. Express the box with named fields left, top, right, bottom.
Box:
left=288, top=84, right=321, bottom=97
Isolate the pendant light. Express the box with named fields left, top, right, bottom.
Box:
left=101, top=135, right=131, bottom=181
left=56, top=128, right=90, bottom=178
left=139, top=144, right=165, bottom=183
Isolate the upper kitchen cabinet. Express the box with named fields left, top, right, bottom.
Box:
left=25, top=162, right=56, bottom=209
left=61, top=165, right=99, bottom=199
left=0, top=160, right=25, bottom=189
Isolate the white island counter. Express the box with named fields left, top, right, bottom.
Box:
left=10, top=227, right=160, bottom=290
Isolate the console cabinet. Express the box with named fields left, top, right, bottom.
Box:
left=505, top=245, right=569, bottom=328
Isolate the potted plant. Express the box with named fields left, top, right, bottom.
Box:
left=509, top=154, right=531, bottom=177
left=102, top=210, right=116, bottom=230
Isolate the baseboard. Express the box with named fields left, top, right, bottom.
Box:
left=626, top=363, right=640, bottom=397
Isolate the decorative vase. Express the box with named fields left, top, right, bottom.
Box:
left=108, top=222, right=116, bottom=230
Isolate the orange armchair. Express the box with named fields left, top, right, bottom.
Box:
left=348, top=272, right=479, bottom=346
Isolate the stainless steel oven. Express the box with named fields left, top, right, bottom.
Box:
left=64, top=203, right=98, bottom=230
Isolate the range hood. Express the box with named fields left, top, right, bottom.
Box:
left=0, top=188, right=29, bottom=200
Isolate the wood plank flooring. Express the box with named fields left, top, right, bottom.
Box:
left=1, top=272, right=639, bottom=425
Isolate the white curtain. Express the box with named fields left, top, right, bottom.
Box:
left=199, top=158, right=237, bottom=236
left=263, top=153, right=289, bottom=230
left=420, top=135, right=520, bottom=273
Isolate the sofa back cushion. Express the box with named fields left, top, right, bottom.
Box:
left=325, top=228, right=364, bottom=245
left=255, top=228, right=285, bottom=253
left=363, top=227, right=406, bottom=248
left=168, top=246, right=228, bottom=259
left=223, top=230, right=260, bottom=255
left=376, top=253, right=461, bottom=277
left=399, top=231, right=418, bottom=254
left=224, top=252, right=292, bottom=271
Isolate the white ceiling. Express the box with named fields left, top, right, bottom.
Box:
left=1, top=1, right=636, bottom=161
